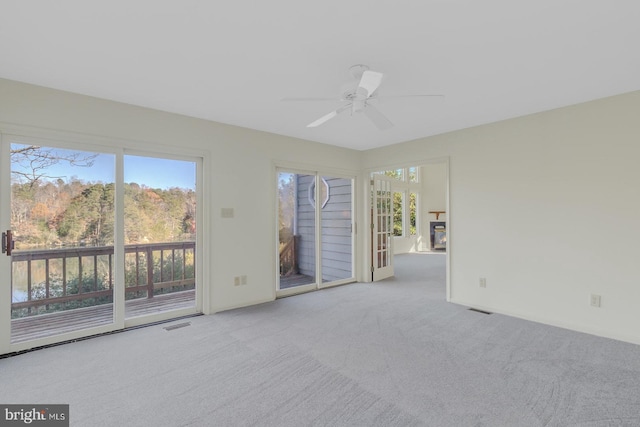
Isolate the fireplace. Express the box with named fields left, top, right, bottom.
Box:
left=429, top=221, right=446, bottom=251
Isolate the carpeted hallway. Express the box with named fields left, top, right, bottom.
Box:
left=1, top=253, right=639, bottom=426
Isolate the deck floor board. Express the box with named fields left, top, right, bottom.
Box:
left=11, top=290, right=196, bottom=343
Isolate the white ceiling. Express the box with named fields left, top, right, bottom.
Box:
left=1, top=1, right=639, bottom=151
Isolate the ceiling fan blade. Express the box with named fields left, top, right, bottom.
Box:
left=281, top=97, right=338, bottom=102
left=307, top=111, right=337, bottom=127
left=363, top=105, right=393, bottom=130
left=358, top=70, right=383, bottom=97
left=376, top=94, right=444, bottom=99
left=307, top=104, right=351, bottom=128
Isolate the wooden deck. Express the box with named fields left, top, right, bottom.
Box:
left=11, top=290, right=196, bottom=343
left=279, top=274, right=315, bottom=289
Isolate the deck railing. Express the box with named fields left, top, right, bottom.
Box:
left=11, top=242, right=195, bottom=318
left=279, top=235, right=298, bottom=277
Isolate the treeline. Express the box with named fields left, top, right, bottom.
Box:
left=11, top=178, right=196, bottom=249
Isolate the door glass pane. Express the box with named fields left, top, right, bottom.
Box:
left=123, top=155, right=196, bottom=319
left=278, top=172, right=316, bottom=290
left=10, top=143, right=115, bottom=343
left=375, top=179, right=392, bottom=269
left=320, top=176, right=353, bottom=283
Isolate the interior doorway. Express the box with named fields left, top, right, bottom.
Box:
left=368, top=160, right=449, bottom=298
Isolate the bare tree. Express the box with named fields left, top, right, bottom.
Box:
left=10, top=145, right=98, bottom=187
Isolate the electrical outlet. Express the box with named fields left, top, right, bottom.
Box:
left=479, top=277, right=487, bottom=288
left=590, top=294, right=601, bottom=308
left=240, top=275, right=247, bottom=285
left=234, top=276, right=240, bottom=286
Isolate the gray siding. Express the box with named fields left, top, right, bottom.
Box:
left=296, top=175, right=352, bottom=282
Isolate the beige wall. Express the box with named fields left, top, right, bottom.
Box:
left=363, top=90, right=640, bottom=344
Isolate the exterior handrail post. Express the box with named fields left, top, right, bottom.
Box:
left=146, top=246, right=154, bottom=299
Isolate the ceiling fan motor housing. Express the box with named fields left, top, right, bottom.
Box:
left=340, top=64, right=372, bottom=105
left=349, top=64, right=369, bottom=79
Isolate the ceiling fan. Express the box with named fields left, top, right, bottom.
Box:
left=282, top=64, right=443, bottom=130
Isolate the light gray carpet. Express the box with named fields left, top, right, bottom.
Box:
left=2, top=253, right=640, bottom=426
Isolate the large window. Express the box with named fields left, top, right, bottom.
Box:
left=393, top=192, right=404, bottom=236
left=409, top=192, right=417, bottom=235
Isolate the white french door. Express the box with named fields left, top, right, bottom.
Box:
left=1, top=134, right=202, bottom=355
left=371, top=175, right=394, bottom=281
left=276, top=168, right=355, bottom=295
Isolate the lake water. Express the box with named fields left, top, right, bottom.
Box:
left=12, top=289, right=27, bottom=303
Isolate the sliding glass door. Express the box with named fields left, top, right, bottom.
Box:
left=8, top=143, right=116, bottom=343
left=277, top=172, right=316, bottom=290
left=1, top=135, right=202, bottom=354
left=123, top=155, right=197, bottom=319
left=277, top=169, right=354, bottom=294
left=319, top=175, right=353, bottom=285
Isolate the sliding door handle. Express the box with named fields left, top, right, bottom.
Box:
left=2, top=230, right=14, bottom=256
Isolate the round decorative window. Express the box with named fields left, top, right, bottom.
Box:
left=308, top=178, right=330, bottom=208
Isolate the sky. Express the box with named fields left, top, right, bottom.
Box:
left=11, top=144, right=196, bottom=190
